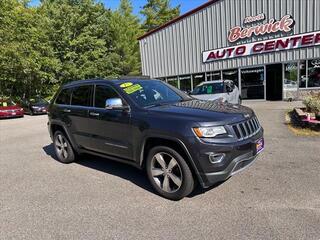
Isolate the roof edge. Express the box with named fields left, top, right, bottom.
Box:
left=138, top=0, right=220, bottom=40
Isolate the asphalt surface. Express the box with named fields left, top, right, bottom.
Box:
left=0, top=102, right=319, bottom=240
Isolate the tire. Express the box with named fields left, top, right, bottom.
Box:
left=146, top=146, right=194, bottom=200
left=53, top=131, right=76, bottom=163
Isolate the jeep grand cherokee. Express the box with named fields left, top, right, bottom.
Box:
left=47, top=79, right=264, bottom=200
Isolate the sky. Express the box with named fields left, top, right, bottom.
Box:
left=29, top=0, right=208, bottom=16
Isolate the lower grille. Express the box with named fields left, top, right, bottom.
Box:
left=231, top=117, right=261, bottom=140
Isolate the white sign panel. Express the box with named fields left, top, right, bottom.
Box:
left=203, top=31, right=320, bottom=63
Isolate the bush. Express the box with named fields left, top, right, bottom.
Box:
left=303, top=92, right=320, bottom=114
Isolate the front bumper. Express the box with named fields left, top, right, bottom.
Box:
left=0, top=112, right=24, bottom=118
left=32, top=108, right=48, bottom=114
left=186, top=129, right=264, bottom=188
left=201, top=151, right=260, bottom=187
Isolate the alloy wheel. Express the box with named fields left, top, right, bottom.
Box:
left=55, top=134, right=69, bottom=160
left=151, top=152, right=183, bottom=193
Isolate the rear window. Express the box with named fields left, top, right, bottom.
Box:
left=55, top=88, right=72, bottom=105
left=71, top=85, right=92, bottom=107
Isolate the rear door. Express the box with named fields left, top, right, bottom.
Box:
left=85, top=84, right=133, bottom=160
left=67, top=84, right=93, bottom=148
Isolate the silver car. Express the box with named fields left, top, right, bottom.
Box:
left=190, top=80, right=241, bottom=104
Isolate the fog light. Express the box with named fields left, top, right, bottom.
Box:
left=208, top=153, right=225, bottom=164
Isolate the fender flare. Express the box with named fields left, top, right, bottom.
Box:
left=139, top=135, right=205, bottom=187
left=49, top=121, right=79, bottom=152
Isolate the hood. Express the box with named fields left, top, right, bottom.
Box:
left=0, top=105, right=21, bottom=111
left=148, top=100, right=254, bottom=125
left=31, top=102, right=48, bottom=107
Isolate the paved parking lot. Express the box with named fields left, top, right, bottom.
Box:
left=0, top=102, right=319, bottom=240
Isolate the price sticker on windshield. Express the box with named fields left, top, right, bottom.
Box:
left=124, top=84, right=142, bottom=94
left=120, top=82, right=133, bottom=88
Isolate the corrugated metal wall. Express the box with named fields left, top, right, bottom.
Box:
left=139, top=0, right=320, bottom=78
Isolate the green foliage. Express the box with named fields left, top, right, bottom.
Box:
left=109, top=0, right=143, bottom=76
left=0, top=0, right=178, bottom=98
left=140, top=0, right=180, bottom=32
left=303, top=92, right=320, bottom=114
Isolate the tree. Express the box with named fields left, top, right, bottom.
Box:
left=140, top=0, right=180, bottom=32
left=0, top=0, right=59, bottom=98
left=40, top=0, right=114, bottom=83
left=109, top=0, right=143, bottom=76
left=0, top=0, right=146, bottom=99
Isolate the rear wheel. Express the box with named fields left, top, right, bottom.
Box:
left=146, top=146, right=194, bottom=200
left=53, top=131, right=76, bottom=163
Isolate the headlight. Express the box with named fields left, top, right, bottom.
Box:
left=193, top=126, right=227, bottom=138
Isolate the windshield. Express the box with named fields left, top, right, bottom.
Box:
left=118, top=80, right=187, bottom=107
left=29, top=98, right=48, bottom=104
left=191, top=82, right=224, bottom=95
left=0, top=99, right=16, bottom=107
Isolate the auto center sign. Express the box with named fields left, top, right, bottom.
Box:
left=203, top=14, right=320, bottom=63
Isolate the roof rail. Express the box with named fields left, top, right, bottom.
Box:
left=118, top=75, right=151, bottom=80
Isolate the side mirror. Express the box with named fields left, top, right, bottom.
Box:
left=105, top=98, right=129, bottom=111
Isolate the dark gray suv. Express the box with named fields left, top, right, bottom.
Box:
left=48, top=79, right=264, bottom=200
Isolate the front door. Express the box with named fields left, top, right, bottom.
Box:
left=240, top=67, right=265, bottom=100
left=86, top=84, right=133, bottom=160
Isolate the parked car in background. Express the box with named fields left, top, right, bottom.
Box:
left=0, top=99, right=24, bottom=119
left=48, top=78, right=263, bottom=200
left=21, top=97, right=49, bottom=115
left=190, top=80, right=241, bottom=104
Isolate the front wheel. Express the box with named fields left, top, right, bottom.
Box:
left=146, top=146, right=194, bottom=200
left=53, top=131, right=76, bottom=163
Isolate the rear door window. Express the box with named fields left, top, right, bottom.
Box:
left=94, top=85, right=120, bottom=108
left=71, top=85, right=93, bottom=107
left=55, top=89, right=72, bottom=105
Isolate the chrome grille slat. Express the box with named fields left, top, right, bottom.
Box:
left=231, top=117, right=261, bottom=140
left=248, top=120, right=255, bottom=133
left=242, top=123, right=249, bottom=138
left=236, top=125, right=243, bottom=139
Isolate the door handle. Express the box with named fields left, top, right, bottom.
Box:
left=63, top=109, right=71, bottom=113
left=89, top=112, right=100, bottom=117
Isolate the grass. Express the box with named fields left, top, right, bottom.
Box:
left=285, top=111, right=320, bottom=137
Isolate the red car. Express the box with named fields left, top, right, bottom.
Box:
left=0, top=99, right=24, bottom=119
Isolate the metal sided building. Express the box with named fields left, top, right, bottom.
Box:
left=138, top=0, right=320, bottom=101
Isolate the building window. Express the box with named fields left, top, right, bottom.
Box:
left=284, top=63, right=298, bottom=90
left=192, top=73, right=205, bottom=89
left=307, top=59, right=320, bottom=88
left=283, top=62, right=298, bottom=100
left=299, top=61, right=307, bottom=88
left=206, top=71, right=221, bottom=81
left=223, top=69, right=239, bottom=87
left=167, top=76, right=178, bottom=88
left=179, top=75, right=191, bottom=92
left=241, top=67, right=264, bottom=100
